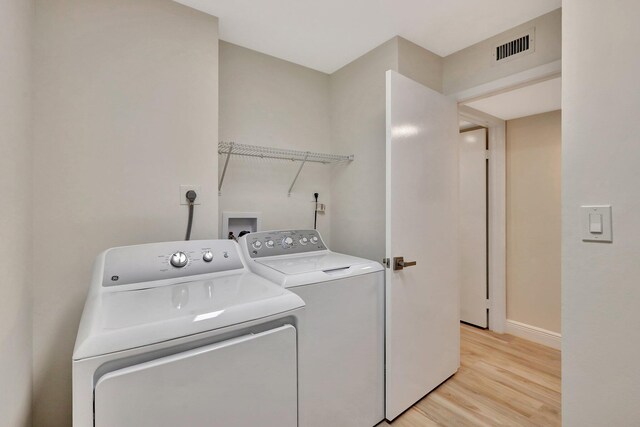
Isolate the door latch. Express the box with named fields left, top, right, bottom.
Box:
left=393, top=257, right=417, bottom=271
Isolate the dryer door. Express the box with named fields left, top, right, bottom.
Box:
left=94, top=325, right=297, bottom=427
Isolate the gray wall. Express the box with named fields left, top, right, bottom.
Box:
left=443, top=8, right=561, bottom=95
left=562, top=0, right=640, bottom=425
left=218, top=36, right=444, bottom=260
left=32, top=1, right=219, bottom=425
left=398, top=37, right=443, bottom=93
left=0, top=0, right=34, bottom=426
left=218, top=41, right=332, bottom=241
left=328, top=38, right=398, bottom=261
left=329, top=36, right=443, bottom=261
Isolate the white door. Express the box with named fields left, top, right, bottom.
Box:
left=94, top=325, right=297, bottom=427
left=459, top=128, right=488, bottom=328
left=385, top=70, right=460, bottom=421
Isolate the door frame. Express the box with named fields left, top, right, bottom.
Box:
left=452, top=61, right=561, bottom=334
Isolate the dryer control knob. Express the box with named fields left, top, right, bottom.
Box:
left=253, top=241, right=263, bottom=250
left=282, top=236, right=294, bottom=248
left=310, top=236, right=319, bottom=244
left=202, top=251, right=213, bottom=262
left=170, top=251, right=188, bottom=268
left=299, top=237, right=309, bottom=245
left=266, top=240, right=275, bottom=248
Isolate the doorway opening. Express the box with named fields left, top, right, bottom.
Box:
left=457, top=76, right=562, bottom=350
left=459, top=126, right=489, bottom=328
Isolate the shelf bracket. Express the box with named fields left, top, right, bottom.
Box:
left=218, top=142, right=234, bottom=195
left=288, top=151, right=310, bottom=196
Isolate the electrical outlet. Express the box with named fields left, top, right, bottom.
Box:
left=180, top=185, right=202, bottom=205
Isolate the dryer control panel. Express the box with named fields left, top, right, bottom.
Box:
left=101, top=240, right=244, bottom=287
left=243, top=230, right=326, bottom=258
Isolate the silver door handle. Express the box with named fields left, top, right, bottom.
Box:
left=393, top=257, right=417, bottom=271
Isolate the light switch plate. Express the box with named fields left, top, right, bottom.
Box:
left=581, top=205, right=612, bottom=242
left=179, top=185, right=202, bottom=205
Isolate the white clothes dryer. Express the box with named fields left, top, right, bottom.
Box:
left=239, top=230, right=385, bottom=427
left=73, top=239, right=304, bottom=427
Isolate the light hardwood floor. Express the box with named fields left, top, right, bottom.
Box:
left=378, top=324, right=561, bottom=426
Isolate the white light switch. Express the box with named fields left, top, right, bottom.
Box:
left=589, top=214, right=603, bottom=233
left=581, top=205, right=612, bottom=242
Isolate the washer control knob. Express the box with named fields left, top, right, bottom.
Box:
left=266, top=240, right=275, bottom=248
left=282, top=236, right=294, bottom=248
left=202, top=251, right=213, bottom=262
left=253, top=240, right=263, bottom=250
left=310, top=236, right=319, bottom=244
left=170, top=252, right=188, bottom=268
left=299, top=237, right=309, bottom=245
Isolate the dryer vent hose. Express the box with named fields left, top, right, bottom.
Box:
left=185, top=190, right=197, bottom=241
left=314, top=192, right=319, bottom=230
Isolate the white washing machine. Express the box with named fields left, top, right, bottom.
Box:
left=239, top=230, right=385, bottom=427
left=73, top=239, right=304, bottom=427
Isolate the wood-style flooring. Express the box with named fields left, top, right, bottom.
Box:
left=377, top=324, right=561, bottom=426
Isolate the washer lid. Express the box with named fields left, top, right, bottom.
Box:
left=255, top=252, right=375, bottom=275
left=73, top=272, right=304, bottom=360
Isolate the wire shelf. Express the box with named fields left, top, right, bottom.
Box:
left=218, top=141, right=353, bottom=164
left=217, top=141, right=354, bottom=196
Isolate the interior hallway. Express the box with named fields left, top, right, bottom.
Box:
left=378, top=324, right=561, bottom=426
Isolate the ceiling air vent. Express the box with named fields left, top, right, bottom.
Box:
left=493, top=28, right=535, bottom=64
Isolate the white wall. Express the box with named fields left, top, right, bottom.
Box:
left=0, top=0, right=34, bottom=426
left=506, top=111, right=561, bottom=333
left=32, top=1, right=219, bottom=425
left=443, top=8, right=561, bottom=95
left=563, top=1, right=640, bottom=425
left=218, top=41, right=332, bottom=241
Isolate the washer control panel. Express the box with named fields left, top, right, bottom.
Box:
left=245, top=230, right=326, bottom=258
left=102, top=240, right=244, bottom=287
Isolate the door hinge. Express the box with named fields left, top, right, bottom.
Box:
left=485, top=150, right=490, bottom=160
left=486, top=299, right=491, bottom=309
left=382, top=258, right=390, bottom=268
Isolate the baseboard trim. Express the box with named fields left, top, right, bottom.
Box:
left=505, top=319, right=561, bottom=350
